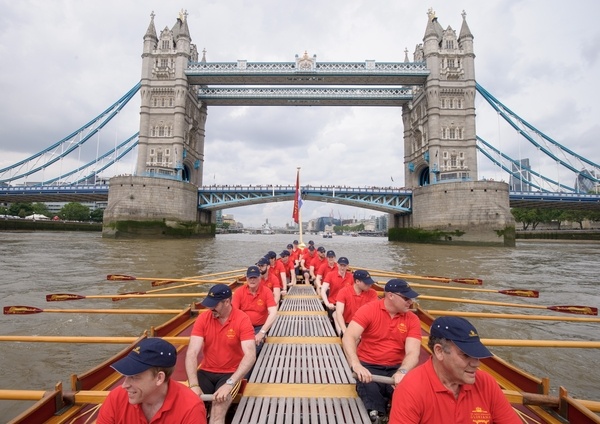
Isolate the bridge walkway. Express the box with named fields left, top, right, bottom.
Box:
left=233, top=284, right=370, bottom=423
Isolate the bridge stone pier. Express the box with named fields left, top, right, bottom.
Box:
left=393, top=181, right=514, bottom=246
left=102, top=176, right=212, bottom=238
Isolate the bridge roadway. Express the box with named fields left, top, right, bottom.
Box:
left=1, top=184, right=600, bottom=212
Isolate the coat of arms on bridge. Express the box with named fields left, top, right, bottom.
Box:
left=295, top=51, right=316, bottom=72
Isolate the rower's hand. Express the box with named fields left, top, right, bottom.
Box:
left=326, top=302, right=335, bottom=311
left=255, top=332, right=266, bottom=345
left=213, top=384, right=232, bottom=403
left=392, top=371, right=406, bottom=387
left=353, top=364, right=372, bottom=383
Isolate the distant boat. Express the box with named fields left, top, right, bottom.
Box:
left=323, top=232, right=333, bottom=238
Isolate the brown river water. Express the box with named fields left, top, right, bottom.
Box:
left=0, top=231, right=599, bottom=422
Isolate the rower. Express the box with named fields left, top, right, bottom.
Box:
left=97, top=338, right=206, bottom=424
left=185, top=284, right=256, bottom=424
left=342, top=279, right=421, bottom=422
left=389, top=316, right=521, bottom=423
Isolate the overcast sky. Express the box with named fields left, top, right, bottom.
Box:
left=1, top=0, right=599, bottom=227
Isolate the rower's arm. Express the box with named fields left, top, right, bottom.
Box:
left=335, top=301, right=347, bottom=335
left=392, top=337, right=421, bottom=385
left=185, top=335, right=205, bottom=394
left=261, top=305, right=278, bottom=334
left=342, top=321, right=367, bottom=375
left=230, top=339, right=257, bottom=384
left=320, top=282, right=331, bottom=307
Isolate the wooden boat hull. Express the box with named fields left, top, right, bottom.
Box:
left=6, top=280, right=600, bottom=424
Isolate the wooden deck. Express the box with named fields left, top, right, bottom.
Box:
left=232, top=284, right=371, bottom=423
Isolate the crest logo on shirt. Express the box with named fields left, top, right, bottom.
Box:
left=470, top=406, right=491, bottom=423
left=227, top=328, right=237, bottom=339
left=257, top=299, right=264, bottom=306
left=396, top=322, right=407, bottom=333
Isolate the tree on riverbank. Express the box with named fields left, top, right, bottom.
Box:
left=59, top=202, right=91, bottom=221
left=511, top=208, right=600, bottom=230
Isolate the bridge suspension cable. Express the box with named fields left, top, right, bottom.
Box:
left=0, top=82, right=141, bottom=185
left=476, top=83, right=599, bottom=191
left=39, top=134, right=139, bottom=186
left=476, top=136, right=572, bottom=192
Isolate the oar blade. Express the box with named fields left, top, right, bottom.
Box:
left=46, top=294, right=86, bottom=302
left=499, top=290, right=539, bottom=298
left=112, top=292, right=146, bottom=301
left=151, top=280, right=178, bottom=287
left=452, top=278, right=484, bottom=285
left=548, top=305, right=598, bottom=316
left=106, top=274, right=136, bottom=281
left=3, top=306, right=43, bottom=315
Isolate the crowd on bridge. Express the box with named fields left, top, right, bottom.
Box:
left=96, top=238, right=521, bottom=424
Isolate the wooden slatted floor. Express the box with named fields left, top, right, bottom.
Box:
left=232, top=284, right=371, bottom=423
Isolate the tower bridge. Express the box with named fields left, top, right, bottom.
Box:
left=2, top=9, right=599, bottom=245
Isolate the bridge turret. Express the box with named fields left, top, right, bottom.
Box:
left=135, top=12, right=205, bottom=186
left=403, top=9, right=478, bottom=188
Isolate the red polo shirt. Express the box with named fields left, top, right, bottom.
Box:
left=336, top=285, right=379, bottom=324
left=232, top=283, right=277, bottom=326
left=323, top=269, right=353, bottom=304
left=190, top=307, right=255, bottom=373
left=351, top=299, right=422, bottom=366
left=270, top=260, right=287, bottom=285
left=97, top=379, right=206, bottom=424
left=317, top=262, right=337, bottom=279
left=389, top=358, right=521, bottom=424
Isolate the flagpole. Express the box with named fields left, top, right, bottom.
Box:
left=297, top=167, right=303, bottom=245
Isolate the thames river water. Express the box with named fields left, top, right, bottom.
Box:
left=0, top=231, right=599, bottom=421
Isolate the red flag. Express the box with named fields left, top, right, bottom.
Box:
left=292, top=169, right=302, bottom=223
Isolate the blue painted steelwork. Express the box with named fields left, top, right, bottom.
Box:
left=476, top=136, right=570, bottom=192
left=0, top=83, right=141, bottom=184
left=185, top=61, right=429, bottom=86
left=1, top=184, right=600, bottom=211
left=197, top=185, right=413, bottom=214
left=476, top=83, right=600, bottom=190
left=197, top=87, right=413, bottom=106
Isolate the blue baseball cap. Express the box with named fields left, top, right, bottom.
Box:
left=280, top=250, right=290, bottom=257
left=337, top=257, right=349, bottom=265
left=430, top=316, right=492, bottom=359
left=201, top=283, right=233, bottom=308
left=256, top=257, right=269, bottom=267
left=353, top=269, right=375, bottom=285
left=384, top=279, right=419, bottom=299
left=111, top=338, right=176, bottom=376
left=266, top=251, right=277, bottom=259
left=326, top=250, right=336, bottom=257
left=246, top=265, right=261, bottom=277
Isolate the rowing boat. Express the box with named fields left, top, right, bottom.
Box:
left=4, top=276, right=600, bottom=423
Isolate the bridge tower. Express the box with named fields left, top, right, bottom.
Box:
left=103, top=11, right=212, bottom=238
left=395, top=10, right=515, bottom=246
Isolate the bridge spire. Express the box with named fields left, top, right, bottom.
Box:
left=144, top=11, right=158, bottom=41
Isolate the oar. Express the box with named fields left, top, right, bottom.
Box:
left=3, top=306, right=186, bottom=315
left=354, top=374, right=600, bottom=411
left=426, top=310, right=600, bottom=322
left=0, top=388, right=214, bottom=403
left=107, top=269, right=245, bottom=283
left=360, top=267, right=483, bottom=285
left=46, top=293, right=208, bottom=301
left=151, top=274, right=243, bottom=287
left=376, top=282, right=538, bottom=298
left=0, top=336, right=190, bottom=344
left=418, top=294, right=598, bottom=315
left=112, top=277, right=242, bottom=301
